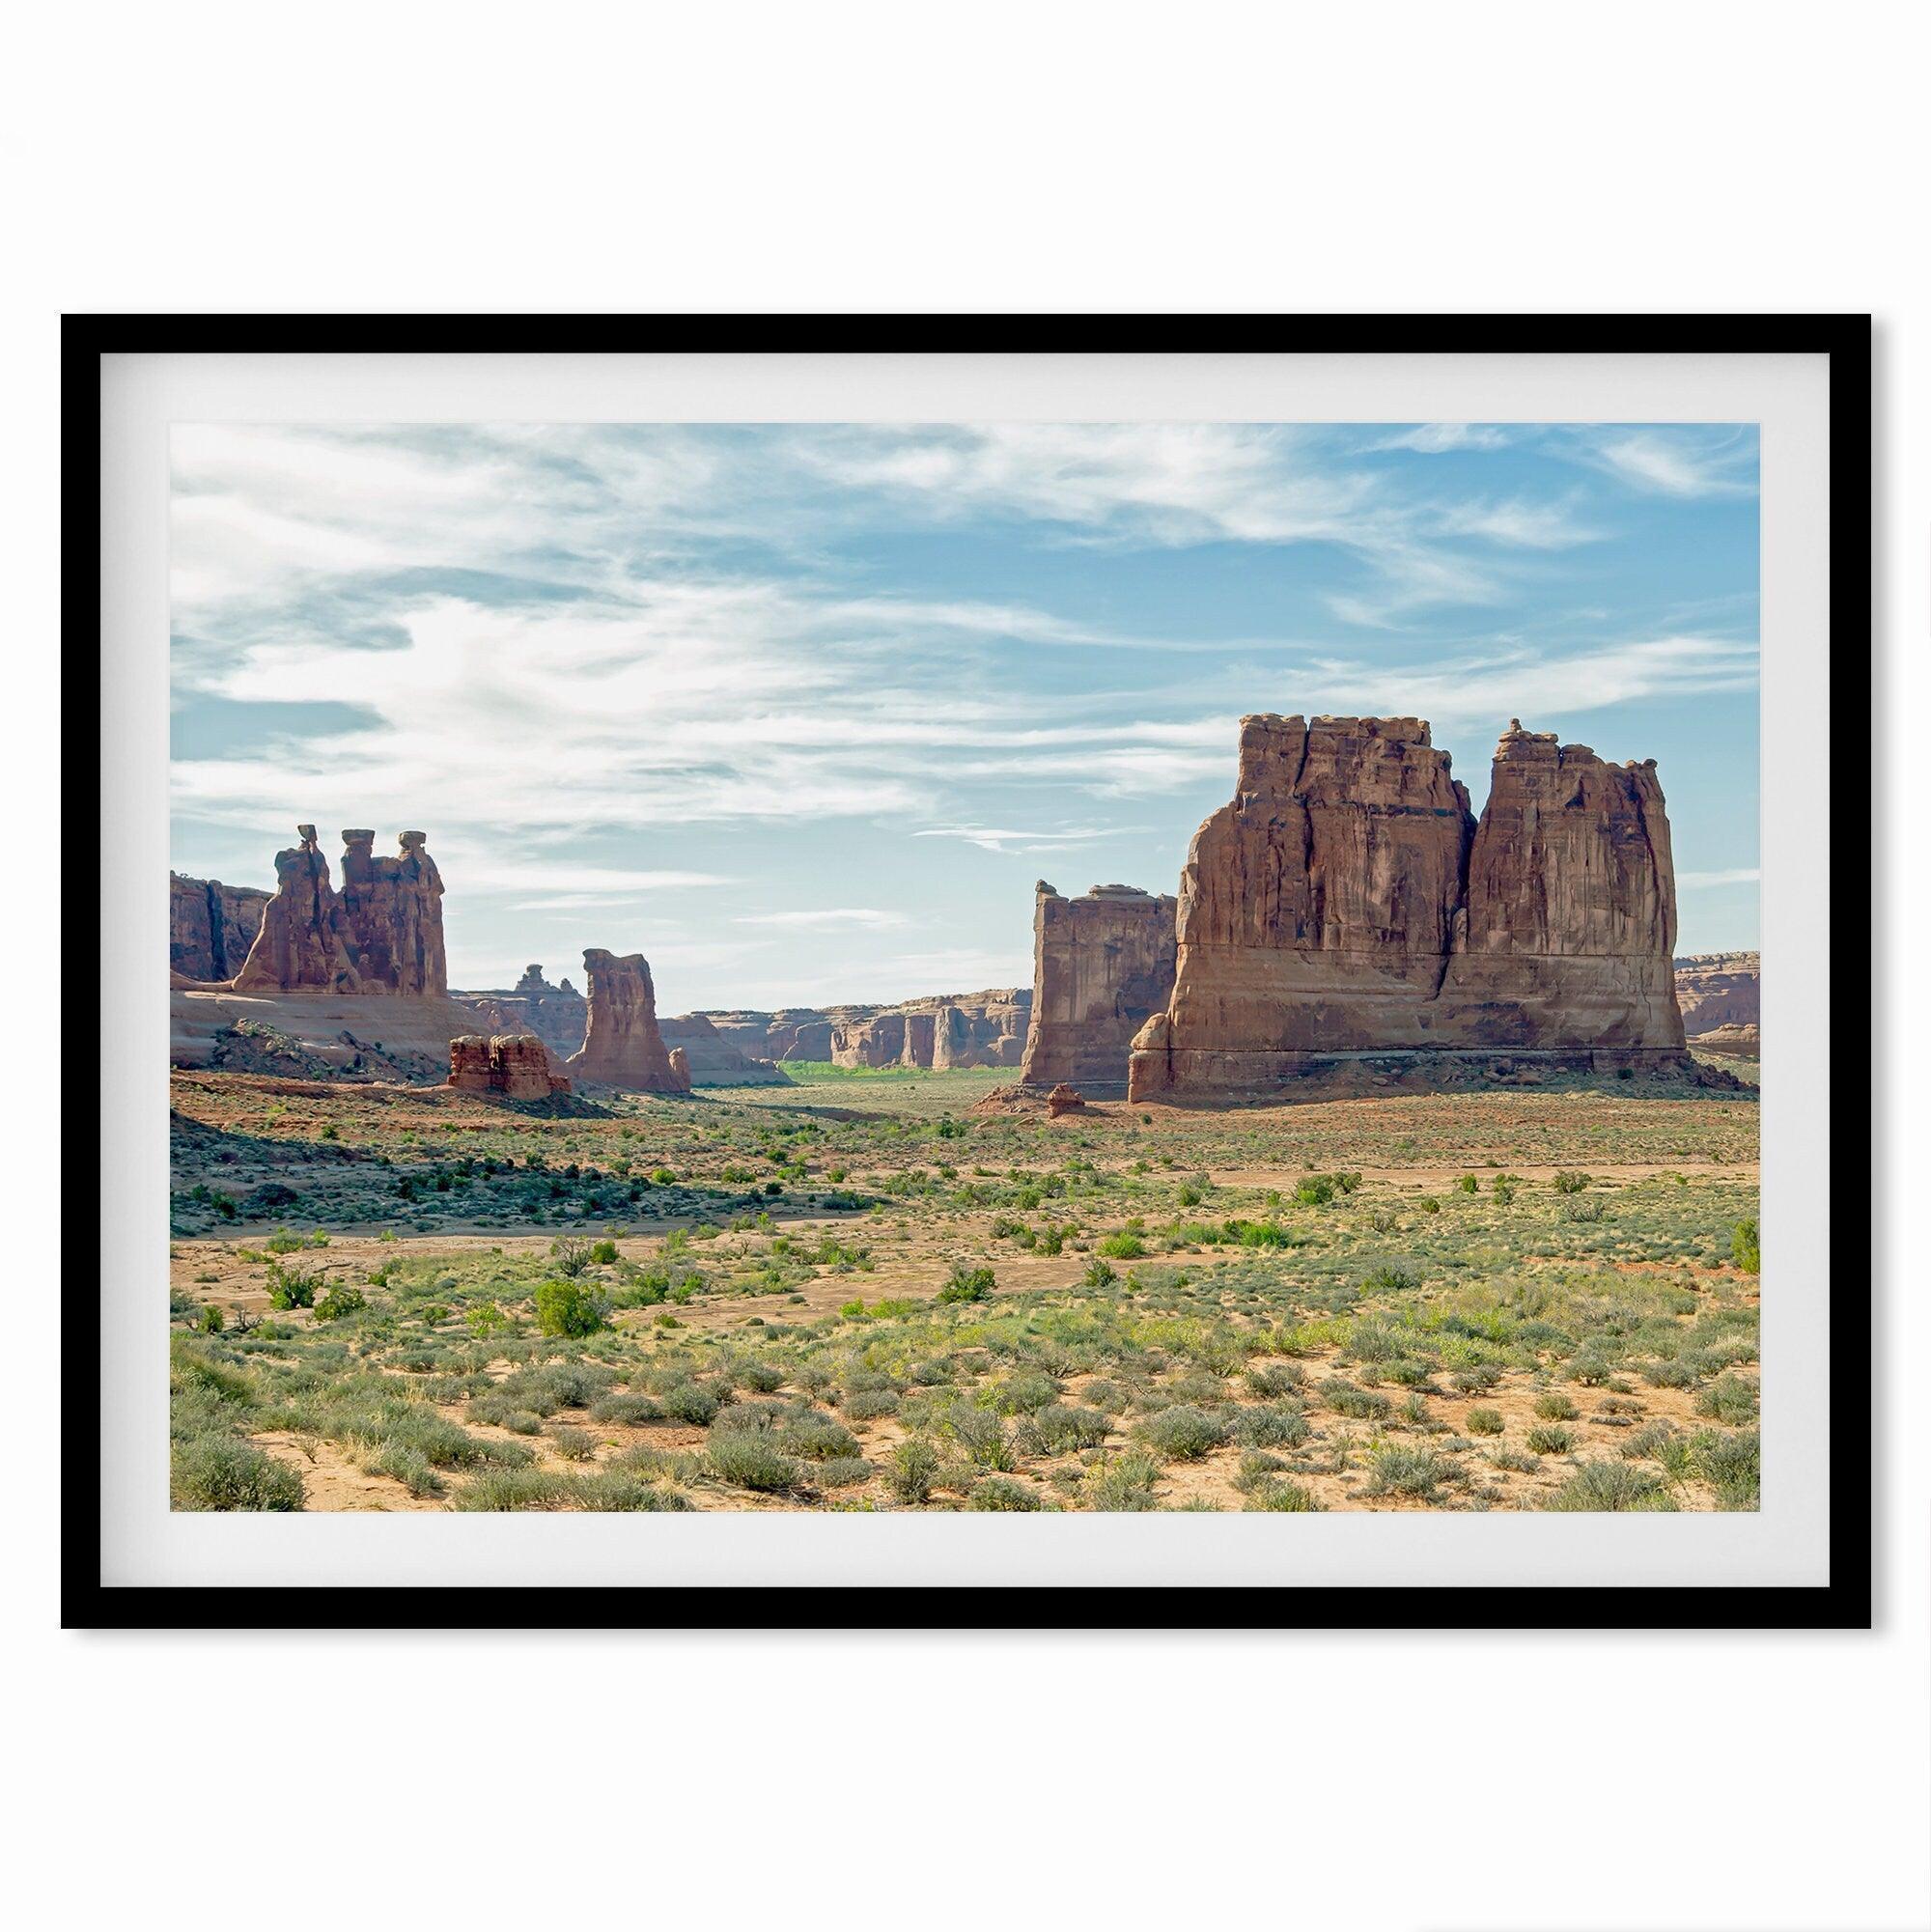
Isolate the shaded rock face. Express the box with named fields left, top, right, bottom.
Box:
left=169, top=872, right=270, bottom=981
left=1019, top=883, right=1177, bottom=1090
left=566, top=949, right=690, bottom=1093
left=448, top=1033, right=571, bottom=1099
left=1675, top=952, right=1760, bottom=1036
left=452, top=964, right=588, bottom=1058
left=1130, top=716, right=1691, bottom=1100
left=658, top=1013, right=788, bottom=1085
left=233, top=826, right=448, bottom=996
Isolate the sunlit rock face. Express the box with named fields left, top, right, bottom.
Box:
left=566, top=949, right=690, bottom=1094
left=233, top=826, right=447, bottom=996
left=1129, top=715, right=1692, bottom=1100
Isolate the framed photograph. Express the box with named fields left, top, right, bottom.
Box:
left=72, top=318, right=1868, bottom=1627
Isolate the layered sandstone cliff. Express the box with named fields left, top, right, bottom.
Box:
left=566, top=949, right=691, bottom=1093
left=1129, top=715, right=1693, bottom=1100
left=233, top=826, right=448, bottom=995
left=1674, top=952, right=1760, bottom=1037
left=1019, top=883, right=1177, bottom=1090
left=169, top=872, right=271, bottom=982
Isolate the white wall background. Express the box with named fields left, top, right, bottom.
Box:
left=12, top=5, right=1921, bottom=1927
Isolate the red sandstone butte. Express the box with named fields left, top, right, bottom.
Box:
left=1045, top=1082, right=1086, bottom=1117
left=566, top=949, right=691, bottom=1093
left=447, top=1032, right=571, bottom=1099
left=1128, top=714, right=1693, bottom=1100
left=233, top=826, right=448, bottom=996
left=1019, top=882, right=1177, bottom=1091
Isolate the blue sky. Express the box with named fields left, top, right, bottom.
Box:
left=170, top=421, right=1760, bottom=1008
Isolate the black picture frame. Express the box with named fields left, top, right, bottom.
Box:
left=68, top=315, right=1872, bottom=1630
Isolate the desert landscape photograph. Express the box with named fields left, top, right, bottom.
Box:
left=166, top=421, right=1762, bottom=1515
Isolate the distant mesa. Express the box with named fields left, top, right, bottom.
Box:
left=565, top=949, right=691, bottom=1095
left=1019, top=882, right=1177, bottom=1094
left=1673, top=951, right=1760, bottom=1039
left=698, top=990, right=1032, bottom=1071
left=657, top=1012, right=788, bottom=1086
left=1127, top=714, right=1724, bottom=1100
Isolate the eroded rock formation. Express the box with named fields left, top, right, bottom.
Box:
left=1129, top=715, right=1693, bottom=1100
left=1019, top=884, right=1177, bottom=1090
left=448, top=1033, right=572, bottom=1099
left=233, top=826, right=448, bottom=996
left=566, top=949, right=690, bottom=1093
left=1046, top=1082, right=1086, bottom=1117
left=233, top=826, right=363, bottom=994
left=169, top=872, right=271, bottom=982
left=337, top=829, right=448, bottom=995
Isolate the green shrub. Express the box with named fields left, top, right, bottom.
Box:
left=1533, top=1392, right=1580, bottom=1421
left=589, top=1239, right=620, bottom=1265
left=197, top=1304, right=225, bottom=1333
left=1081, top=1258, right=1118, bottom=1287
left=1229, top=1403, right=1310, bottom=1449
left=1553, top=1170, right=1590, bottom=1194
left=1695, top=1374, right=1759, bottom=1425
left=1320, top=1380, right=1391, bottom=1421
left=708, top=1428, right=801, bottom=1493
left=967, top=1476, right=1044, bottom=1511
left=1731, top=1218, right=1760, bottom=1274
left=1137, top=1405, right=1229, bottom=1461
left=1245, top=1476, right=1324, bottom=1512
left=265, top=1261, right=322, bottom=1310
left=658, top=1381, right=719, bottom=1425
left=1466, top=1407, right=1504, bottom=1435
left=314, top=1282, right=366, bottom=1322
left=1096, top=1231, right=1147, bottom=1260
left=533, top=1277, right=608, bottom=1338
left=590, top=1392, right=661, bottom=1426
left=171, top=1437, right=303, bottom=1511
left=887, top=1437, right=941, bottom=1505
left=1525, top=1424, right=1575, bottom=1455
left=1019, top=1404, right=1112, bottom=1455
left=1081, top=1451, right=1162, bottom=1512
left=1361, top=1264, right=1418, bottom=1294
left=1694, top=1429, right=1760, bottom=1509
left=1543, top=1461, right=1679, bottom=1512
left=936, top=1263, right=996, bottom=1304
left=1455, top=1175, right=1479, bottom=1194
left=1365, top=1445, right=1455, bottom=1500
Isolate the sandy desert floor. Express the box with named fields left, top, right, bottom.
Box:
left=166, top=1059, right=1761, bottom=1513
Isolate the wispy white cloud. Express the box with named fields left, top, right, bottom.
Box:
left=912, top=826, right=1116, bottom=854
left=1677, top=867, right=1761, bottom=887
left=1575, top=428, right=1759, bottom=498
left=733, top=908, right=910, bottom=930
left=1367, top=424, right=1513, bottom=454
